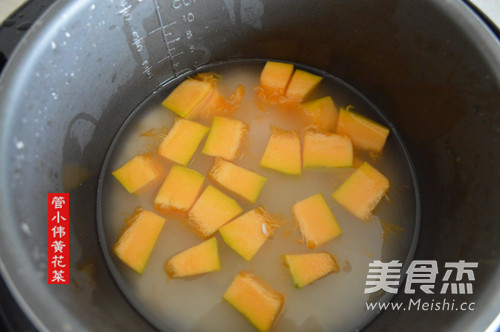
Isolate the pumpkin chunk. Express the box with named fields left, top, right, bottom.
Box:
left=112, top=154, right=162, bottom=194
left=193, top=84, right=245, bottom=120
left=260, top=61, right=294, bottom=92
left=292, top=193, right=342, bottom=249
left=188, top=185, right=243, bottom=238
left=301, top=96, right=338, bottom=131
left=257, top=61, right=294, bottom=104
left=219, top=207, right=273, bottom=261
left=154, top=165, right=204, bottom=214
left=195, top=87, right=226, bottom=118
left=113, top=209, right=166, bottom=274
left=209, top=159, right=266, bottom=203
left=332, top=162, right=390, bottom=220
left=283, top=252, right=339, bottom=288
left=302, top=128, right=353, bottom=168
left=260, top=127, right=301, bottom=175
left=202, top=116, right=248, bottom=161
left=223, top=271, right=284, bottom=332
left=336, top=107, right=390, bottom=152
left=164, top=237, right=220, bottom=278
left=285, top=69, right=323, bottom=102
left=162, top=78, right=214, bottom=118
left=158, top=118, right=209, bottom=166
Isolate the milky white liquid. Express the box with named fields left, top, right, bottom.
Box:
left=99, top=61, right=418, bottom=332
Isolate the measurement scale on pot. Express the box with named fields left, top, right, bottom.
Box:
left=118, top=0, right=205, bottom=80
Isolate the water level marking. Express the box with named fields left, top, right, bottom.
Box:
left=171, top=51, right=184, bottom=59
left=148, top=21, right=177, bottom=35
left=167, top=37, right=181, bottom=44
left=158, top=56, right=170, bottom=64
left=162, top=21, right=177, bottom=29
left=153, top=0, right=176, bottom=74
left=148, top=27, right=161, bottom=35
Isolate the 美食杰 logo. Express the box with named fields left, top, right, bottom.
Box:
left=364, top=260, right=478, bottom=312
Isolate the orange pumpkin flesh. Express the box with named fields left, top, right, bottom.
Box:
left=301, top=96, right=338, bottom=131
left=154, top=165, right=205, bottom=214
left=164, top=237, right=220, bottom=278
left=284, top=252, right=339, bottom=288
left=112, top=154, right=162, bottom=194
left=336, top=107, right=390, bottom=152
left=157, top=118, right=209, bottom=166
left=113, top=209, right=166, bottom=274
left=223, top=271, right=284, bottom=332
left=292, top=193, right=342, bottom=249
left=209, top=159, right=266, bottom=203
left=219, top=207, right=273, bottom=261
left=332, top=162, right=390, bottom=220
left=202, top=116, right=248, bottom=161
left=188, top=185, right=243, bottom=238
left=257, top=61, right=294, bottom=105
left=302, top=128, right=353, bottom=168
left=162, top=79, right=214, bottom=118
left=285, top=69, right=323, bottom=102
left=260, top=127, right=302, bottom=175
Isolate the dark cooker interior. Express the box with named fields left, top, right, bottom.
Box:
left=0, top=0, right=499, bottom=331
